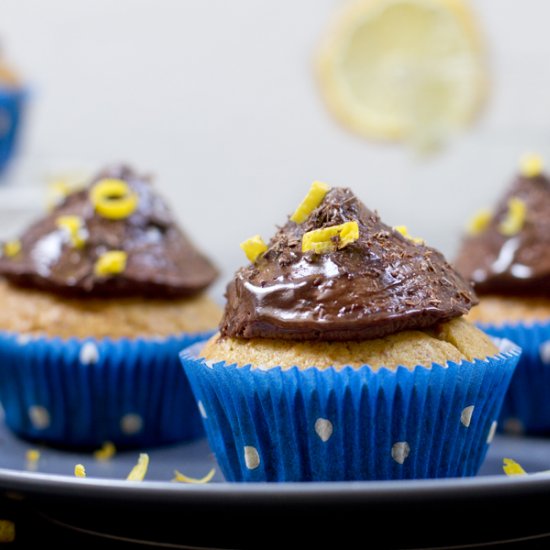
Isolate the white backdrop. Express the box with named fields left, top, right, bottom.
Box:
left=1, top=0, right=550, bottom=302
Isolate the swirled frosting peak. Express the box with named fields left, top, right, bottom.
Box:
left=0, top=164, right=218, bottom=298
left=221, top=186, right=477, bottom=341
left=455, top=167, right=550, bottom=296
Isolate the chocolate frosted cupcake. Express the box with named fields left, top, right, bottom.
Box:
left=0, top=164, right=220, bottom=448
left=181, top=182, right=520, bottom=482
left=455, top=154, right=550, bottom=435
left=0, top=53, right=26, bottom=175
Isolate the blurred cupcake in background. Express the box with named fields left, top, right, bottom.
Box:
left=0, top=44, right=26, bottom=177
left=0, top=163, right=220, bottom=448
left=454, top=154, right=550, bottom=435
left=181, top=182, right=519, bottom=482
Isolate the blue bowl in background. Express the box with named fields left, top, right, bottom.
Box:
left=0, top=86, right=26, bottom=176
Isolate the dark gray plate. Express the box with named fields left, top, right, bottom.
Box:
left=0, top=418, right=549, bottom=549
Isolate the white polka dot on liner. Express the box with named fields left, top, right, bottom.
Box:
left=28, top=405, right=50, bottom=430
left=391, top=441, right=410, bottom=465
left=197, top=400, right=207, bottom=419
left=503, top=417, right=524, bottom=435
left=120, top=413, right=143, bottom=435
left=16, top=334, right=32, bottom=345
left=487, top=421, right=498, bottom=444
left=461, top=405, right=475, bottom=427
left=314, top=418, right=333, bottom=442
left=79, top=342, right=99, bottom=365
left=540, top=341, right=550, bottom=364
left=244, top=446, right=260, bottom=470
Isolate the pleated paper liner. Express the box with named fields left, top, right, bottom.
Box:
left=478, top=320, right=550, bottom=435
left=0, top=330, right=214, bottom=449
left=181, top=338, right=520, bottom=482
left=0, top=87, right=27, bottom=174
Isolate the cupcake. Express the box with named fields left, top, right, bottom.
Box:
left=0, top=51, right=26, bottom=175
left=0, top=163, right=220, bottom=448
left=181, top=182, right=520, bottom=482
left=454, top=154, right=550, bottom=435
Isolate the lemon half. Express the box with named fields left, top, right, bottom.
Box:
left=316, top=0, right=488, bottom=150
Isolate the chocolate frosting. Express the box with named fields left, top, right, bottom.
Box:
left=221, top=187, right=477, bottom=341
left=0, top=164, right=218, bottom=298
left=454, top=172, right=550, bottom=297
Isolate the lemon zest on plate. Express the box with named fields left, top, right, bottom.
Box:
left=126, top=453, right=149, bottom=481
left=502, top=458, right=527, bottom=476
left=172, top=467, right=216, bottom=484
left=0, top=520, right=15, bottom=542
left=94, top=441, right=116, bottom=461
left=25, top=449, right=40, bottom=463
left=74, top=464, right=86, bottom=478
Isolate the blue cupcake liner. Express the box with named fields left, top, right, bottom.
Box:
left=0, top=329, right=214, bottom=448
left=0, top=87, right=27, bottom=175
left=477, top=320, right=550, bottom=435
left=180, top=338, right=521, bottom=482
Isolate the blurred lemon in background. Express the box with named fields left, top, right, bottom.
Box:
left=316, top=0, right=488, bottom=152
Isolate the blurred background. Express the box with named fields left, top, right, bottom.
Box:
left=1, top=0, right=549, bottom=302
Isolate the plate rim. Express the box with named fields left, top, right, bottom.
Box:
left=1, top=465, right=550, bottom=504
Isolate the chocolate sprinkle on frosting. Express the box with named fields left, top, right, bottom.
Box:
left=0, top=164, right=218, bottom=298
left=221, top=187, right=477, bottom=341
left=455, top=172, right=550, bottom=297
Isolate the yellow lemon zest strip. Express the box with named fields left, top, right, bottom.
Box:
left=90, top=178, right=139, bottom=220
left=240, top=235, right=268, bottom=263
left=290, top=181, right=331, bottom=224
left=74, top=464, right=86, bottom=478
left=499, top=197, right=527, bottom=237
left=393, top=225, right=424, bottom=245
left=3, top=240, right=21, bottom=258
left=56, top=215, right=86, bottom=249
left=25, top=449, right=40, bottom=463
left=302, top=221, right=359, bottom=253
left=466, top=209, right=492, bottom=236
left=520, top=153, right=543, bottom=178
left=0, top=520, right=15, bottom=543
left=94, top=250, right=127, bottom=277
left=172, top=467, right=216, bottom=484
left=93, top=441, right=116, bottom=461
left=503, top=458, right=527, bottom=476
left=126, top=453, right=149, bottom=481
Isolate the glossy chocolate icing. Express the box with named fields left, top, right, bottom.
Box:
left=221, top=187, right=477, bottom=341
left=454, top=172, right=550, bottom=296
left=0, top=164, right=218, bottom=298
